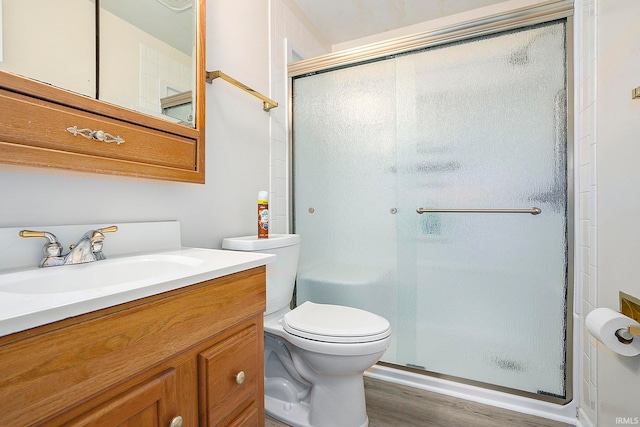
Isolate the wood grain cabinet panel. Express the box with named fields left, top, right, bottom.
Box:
left=0, top=89, right=197, bottom=170
left=228, top=406, right=260, bottom=427
left=66, top=369, right=179, bottom=427
left=0, top=267, right=266, bottom=427
left=199, top=323, right=261, bottom=426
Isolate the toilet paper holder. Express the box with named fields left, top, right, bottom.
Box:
left=586, top=306, right=640, bottom=356
left=616, top=291, right=640, bottom=344
left=617, top=292, right=640, bottom=343
left=615, top=325, right=640, bottom=344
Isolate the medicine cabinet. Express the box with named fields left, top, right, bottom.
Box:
left=0, top=0, right=206, bottom=183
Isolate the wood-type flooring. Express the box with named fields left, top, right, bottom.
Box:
left=265, top=377, right=572, bottom=427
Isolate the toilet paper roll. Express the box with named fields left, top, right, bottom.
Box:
left=586, top=307, right=640, bottom=357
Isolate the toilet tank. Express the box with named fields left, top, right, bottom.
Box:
left=222, top=234, right=301, bottom=315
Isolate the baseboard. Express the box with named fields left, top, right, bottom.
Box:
left=366, top=364, right=578, bottom=425
left=577, top=408, right=596, bottom=427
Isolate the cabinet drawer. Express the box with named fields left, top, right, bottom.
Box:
left=0, top=88, right=196, bottom=170
left=199, top=324, right=260, bottom=426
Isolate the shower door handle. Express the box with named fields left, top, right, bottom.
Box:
left=416, top=207, right=542, bottom=215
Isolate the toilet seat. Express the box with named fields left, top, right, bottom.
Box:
left=283, top=301, right=391, bottom=344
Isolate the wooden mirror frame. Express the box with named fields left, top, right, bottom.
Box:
left=0, top=1, right=206, bottom=184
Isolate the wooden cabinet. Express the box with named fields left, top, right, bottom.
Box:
left=0, top=87, right=198, bottom=171
left=66, top=369, right=180, bottom=427
left=0, top=267, right=266, bottom=426
left=199, top=324, right=261, bottom=426
left=0, top=1, right=206, bottom=183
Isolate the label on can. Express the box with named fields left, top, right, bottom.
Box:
left=258, top=203, right=269, bottom=238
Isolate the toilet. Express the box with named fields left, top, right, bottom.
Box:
left=222, top=234, right=391, bottom=427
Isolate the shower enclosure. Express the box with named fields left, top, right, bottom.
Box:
left=291, top=19, right=572, bottom=402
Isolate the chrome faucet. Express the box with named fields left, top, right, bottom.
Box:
left=19, top=226, right=118, bottom=267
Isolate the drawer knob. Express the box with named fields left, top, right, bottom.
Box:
left=169, top=416, right=183, bottom=427
left=235, top=371, right=245, bottom=385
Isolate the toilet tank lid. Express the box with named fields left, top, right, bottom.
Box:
left=222, top=234, right=301, bottom=251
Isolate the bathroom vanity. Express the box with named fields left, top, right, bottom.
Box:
left=0, top=222, right=273, bottom=426
left=0, top=267, right=265, bottom=426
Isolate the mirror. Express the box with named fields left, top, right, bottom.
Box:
left=0, top=0, right=96, bottom=97
left=0, top=0, right=205, bottom=183
left=0, top=0, right=196, bottom=127
left=99, top=0, right=196, bottom=127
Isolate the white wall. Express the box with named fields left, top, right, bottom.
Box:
left=268, top=0, right=329, bottom=234
left=0, top=0, right=271, bottom=250
left=577, top=0, right=598, bottom=425
left=594, top=1, right=640, bottom=425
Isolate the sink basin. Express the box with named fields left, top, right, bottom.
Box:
left=0, top=247, right=274, bottom=337
left=0, top=254, right=205, bottom=294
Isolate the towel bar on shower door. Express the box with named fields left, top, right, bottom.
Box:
left=416, top=207, right=542, bottom=215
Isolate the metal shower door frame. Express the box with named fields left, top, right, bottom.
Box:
left=288, top=1, right=574, bottom=405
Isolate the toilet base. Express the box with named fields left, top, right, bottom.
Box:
left=263, top=306, right=389, bottom=427
left=265, top=394, right=368, bottom=427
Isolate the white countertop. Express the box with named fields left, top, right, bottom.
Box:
left=0, top=247, right=274, bottom=337
left=0, top=221, right=274, bottom=337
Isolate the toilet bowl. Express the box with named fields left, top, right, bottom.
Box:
left=222, top=234, right=391, bottom=427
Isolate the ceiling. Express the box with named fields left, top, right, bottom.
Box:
left=103, top=1, right=511, bottom=56
left=291, top=0, right=510, bottom=45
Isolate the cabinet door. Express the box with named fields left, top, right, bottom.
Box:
left=66, top=369, right=180, bottom=427
left=227, top=405, right=259, bottom=427
left=199, top=324, right=260, bottom=426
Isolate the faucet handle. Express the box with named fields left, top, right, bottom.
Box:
left=97, top=226, right=118, bottom=234
left=19, top=230, right=58, bottom=242
left=89, top=226, right=117, bottom=261
left=19, top=230, right=64, bottom=263
left=89, top=226, right=117, bottom=245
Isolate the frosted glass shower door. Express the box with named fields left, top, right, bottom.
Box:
left=293, top=59, right=400, bottom=360
left=396, top=21, right=568, bottom=397
left=292, top=20, right=569, bottom=399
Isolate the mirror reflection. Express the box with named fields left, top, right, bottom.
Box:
left=0, top=0, right=96, bottom=97
left=100, top=0, right=196, bottom=126
left=0, top=0, right=196, bottom=127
